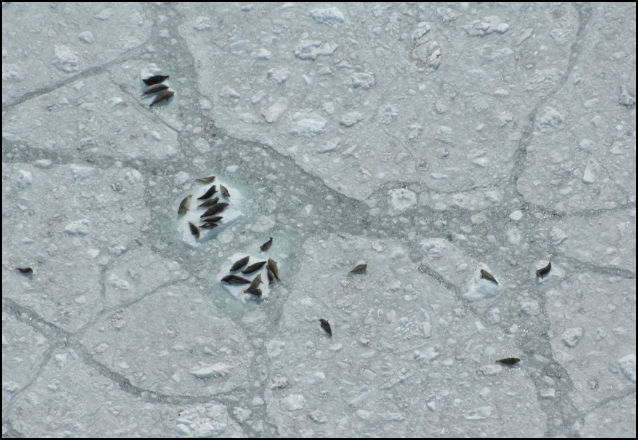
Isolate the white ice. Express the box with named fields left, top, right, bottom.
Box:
left=2, top=3, right=635, bottom=438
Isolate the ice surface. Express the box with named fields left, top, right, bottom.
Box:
left=2, top=2, right=635, bottom=438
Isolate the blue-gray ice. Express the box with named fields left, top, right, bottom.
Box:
left=2, top=3, right=635, bottom=437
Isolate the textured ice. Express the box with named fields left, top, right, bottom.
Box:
left=3, top=2, right=636, bottom=438
left=81, top=285, right=252, bottom=397
left=264, top=234, right=545, bottom=437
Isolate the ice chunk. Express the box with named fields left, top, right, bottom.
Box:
left=281, top=394, right=305, bottom=411
left=190, top=362, right=232, bottom=379
left=309, top=7, right=345, bottom=25
left=618, top=354, right=636, bottom=383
